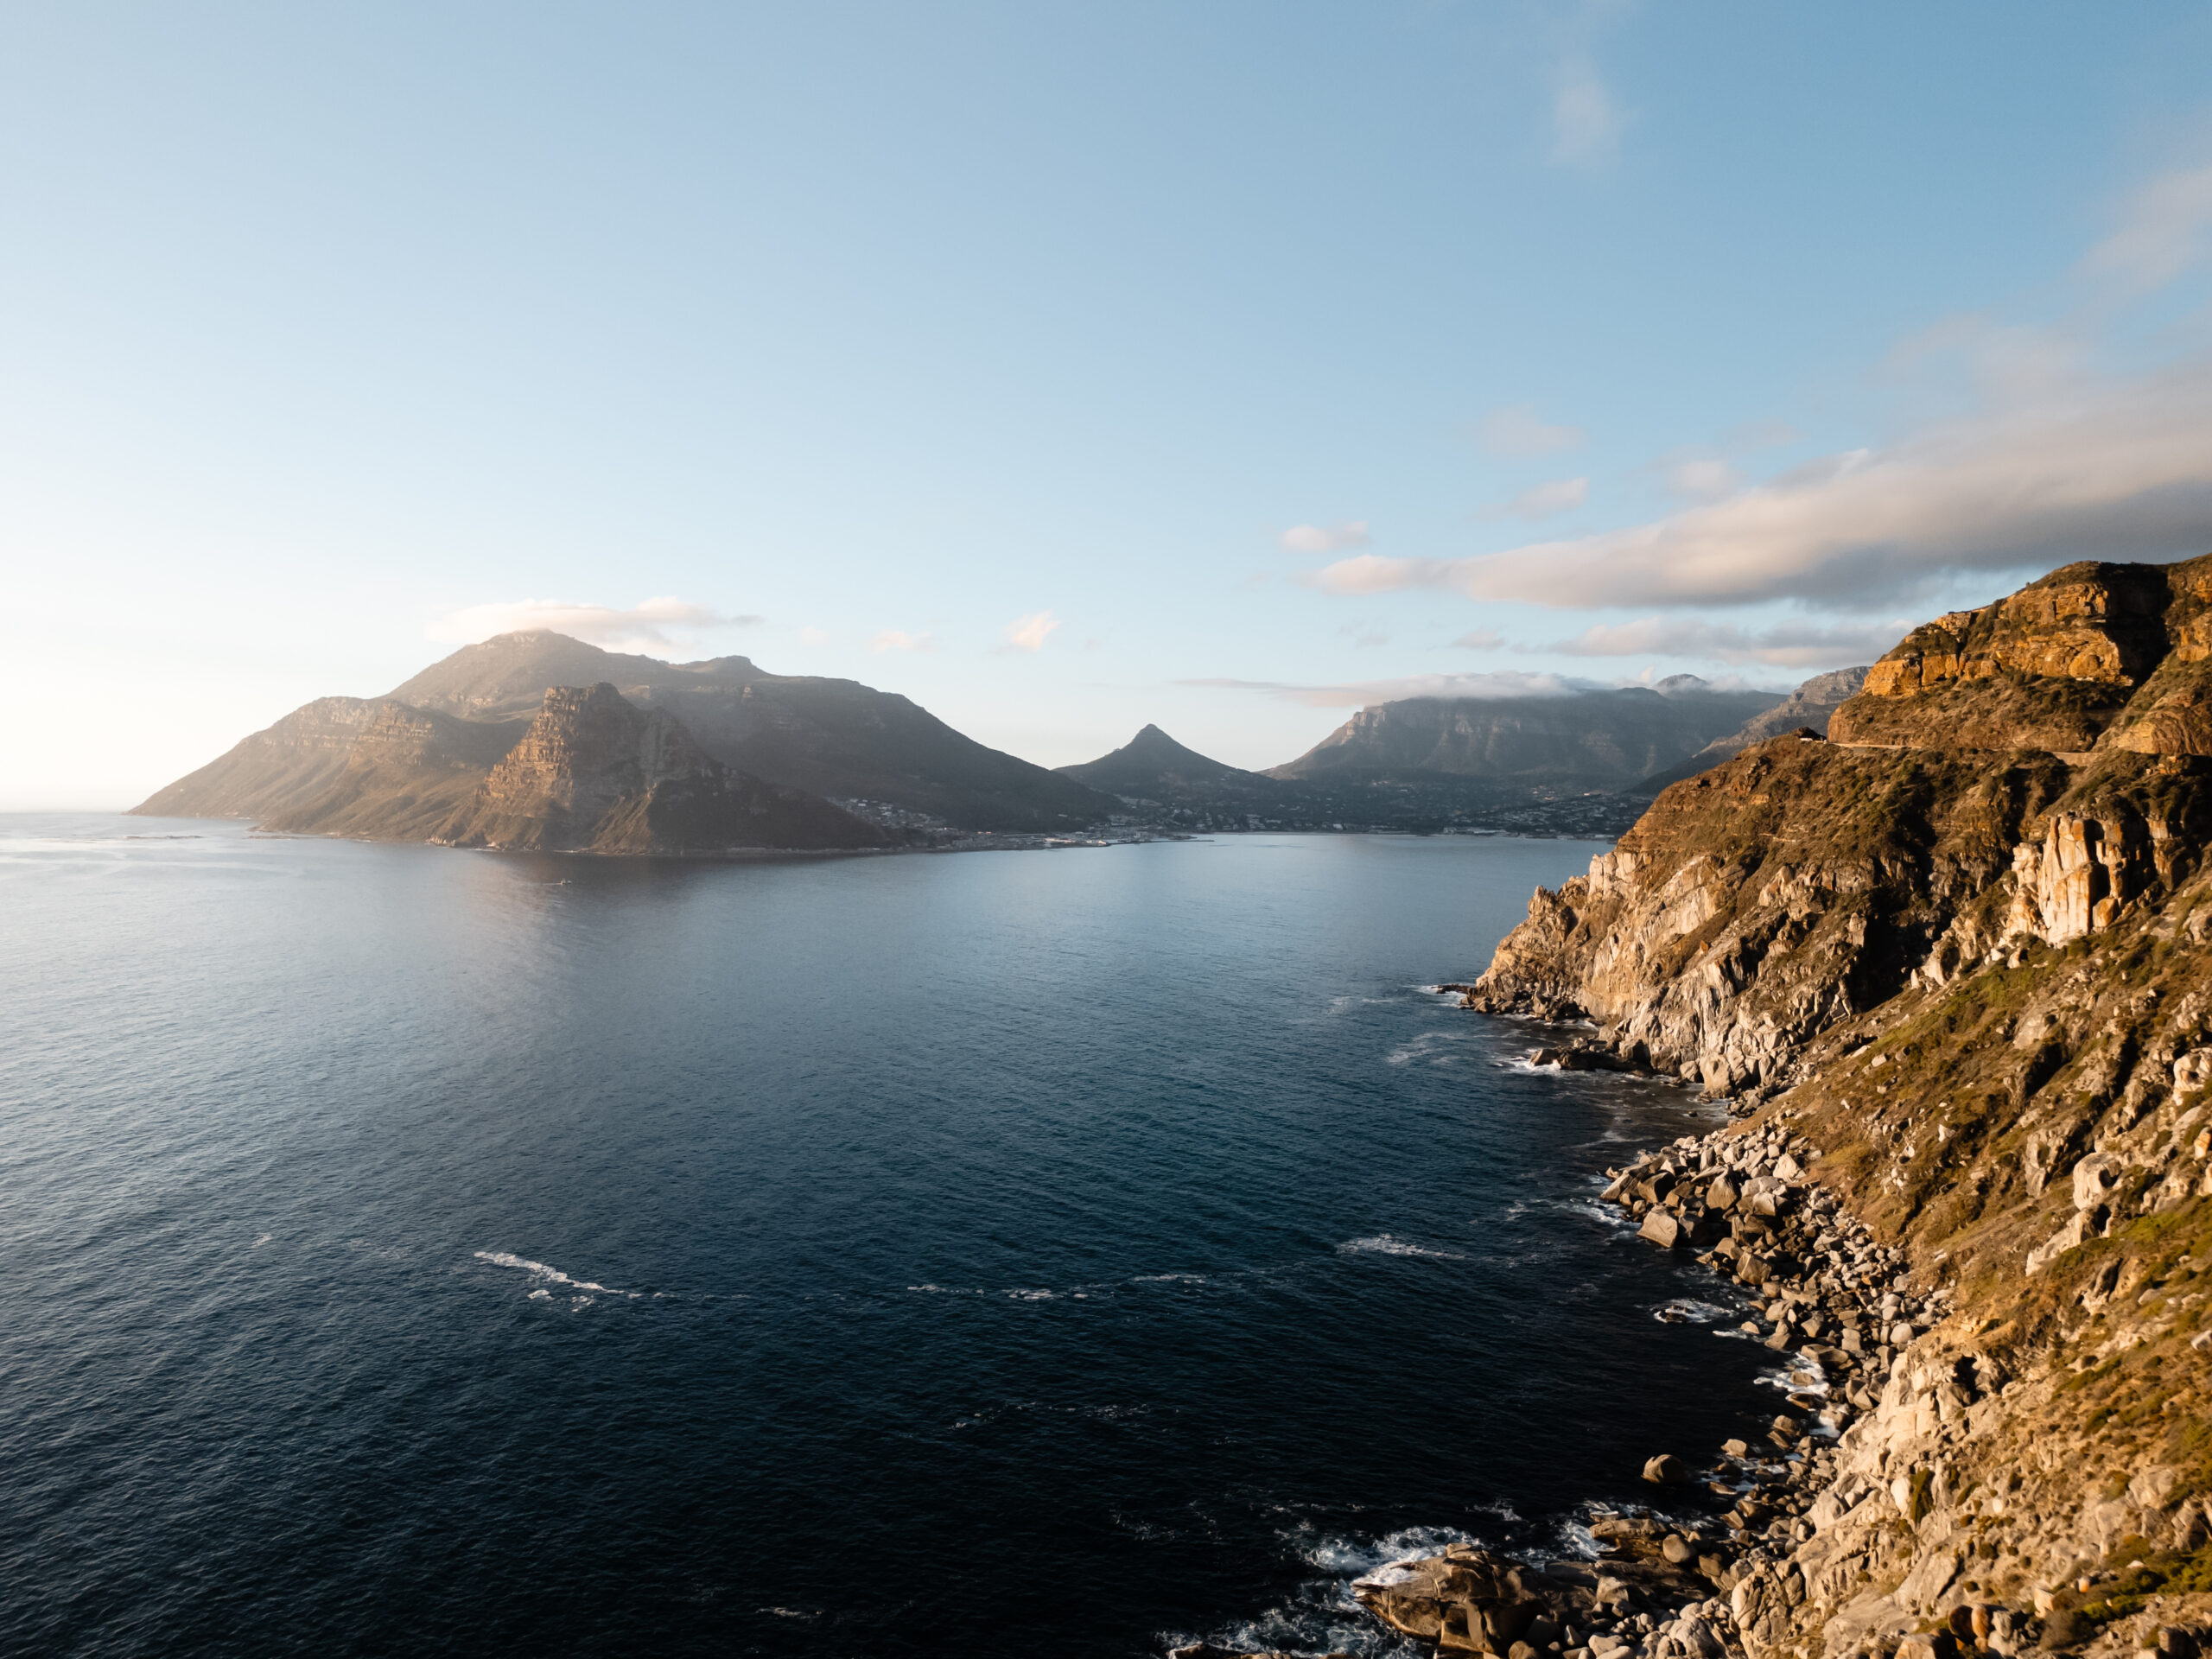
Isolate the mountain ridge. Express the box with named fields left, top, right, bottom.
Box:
left=135, top=630, right=1119, bottom=837
left=1266, top=678, right=1787, bottom=791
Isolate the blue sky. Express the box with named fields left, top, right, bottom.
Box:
left=10, top=3, right=2212, bottom=805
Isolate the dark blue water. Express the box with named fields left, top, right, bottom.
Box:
left=1, top=819, right=1777, bottom=1657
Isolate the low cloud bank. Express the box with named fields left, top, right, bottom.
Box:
left=429, top=597, right=760, bottom=653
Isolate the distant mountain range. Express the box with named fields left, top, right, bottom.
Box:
left=1053, top=671, right=1866, bottom=836
left=1268, top=675, right=1783, bottom=790
left=135, top=629, right=1871, bottom=849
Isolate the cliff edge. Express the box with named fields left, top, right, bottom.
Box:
left=1455, top=554, right=2212, bottom=1659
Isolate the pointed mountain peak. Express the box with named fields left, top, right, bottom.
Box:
left=1057, top=724, right=1249, bottom=787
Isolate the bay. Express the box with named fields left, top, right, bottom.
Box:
left=0, top=818, right=1770, bottom=1656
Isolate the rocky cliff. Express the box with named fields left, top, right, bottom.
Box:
left=436, top=683, right=887, bottom=853
left=1440, top=555, right=2212, bottom=1659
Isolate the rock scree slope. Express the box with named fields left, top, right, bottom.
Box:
left=1332, top=556, right=2212, bottom=1659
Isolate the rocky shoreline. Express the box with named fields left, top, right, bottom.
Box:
left=1183, top=559, right=2212, bottom=1659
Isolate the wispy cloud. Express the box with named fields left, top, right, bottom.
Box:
left=1552, top=59, right=1625, bottom=166
left=1003, top=610, right=1061, bottom=652
left=1544, top=614, right=1901, bottom=668
left=1492, top=475, right=1588, bottom=519
left=2084, top=161, right=2212, bottom=295
left=868, top=628, right=935, bottom=653
left=1478, top=404, right=1585, bottom=456
left=1280, top=520, right=1370, bottom=553
left=428, top=597, right=760, bottom=655
left=1319, top=353, right=2212, bottom=609
left=1663, top=458, right=1738, bottom=502
left=1452, top=628, right=1504, bottom=650
left=1182, top=670, right=1592, bottom=709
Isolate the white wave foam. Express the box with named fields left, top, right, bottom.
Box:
left=1654, top=1299, right=1732, bottom=1325
left=1325, top=1522, right=1489, bottom=1580
left=251, top=1233, right=271, bottom=1248
left=476, top=1249, right=638, bottom=1299
left=1338, top=1235, right=1467, bottom=1261
left=1384, top=1030, right=1468, bottom=1068
left=1006, top=1288, right=1054, bottom=1301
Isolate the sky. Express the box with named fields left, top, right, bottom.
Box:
left=10, top=3, right=2212, bottom=806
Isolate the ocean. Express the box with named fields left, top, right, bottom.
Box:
left=0, top=818, right=1779, bottom=1656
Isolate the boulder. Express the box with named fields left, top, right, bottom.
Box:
left=2131, top=1465, right=2183, bottom=1510
left=2072, top=1153, right=2122, bottom=1211
left=1639, top=1211, right=1684, bottom=1249
left=1643, top=1453, right=1688, bottom=1484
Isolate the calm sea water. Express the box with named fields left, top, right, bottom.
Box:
left=1, top=818, right=1777, bottom=1657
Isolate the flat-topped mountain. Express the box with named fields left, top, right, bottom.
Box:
left=1267, top=676, right=1785, bottom=793
left=387, top=631, right=1117, bottom=831
left=137, top=630, right=1118, bottom=839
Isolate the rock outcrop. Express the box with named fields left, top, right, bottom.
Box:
left=1446, top=553, right=2212, bottom=1659
left=435, top=683, right=887, bottom=854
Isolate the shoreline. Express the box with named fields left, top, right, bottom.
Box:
left=1174, top=1046, right=1950, bottom=1659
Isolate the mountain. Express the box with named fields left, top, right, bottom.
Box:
left=140, top=677, right=886, bottom=853
left=1630, top=664, right=1869, bottom=794
left=1457, top=553, right=2212, bottom=1659
left=1267, top=677, right=1785, bottom=792
left=435, top=683, right=885, bottom=853
left=1057, top=725, right=1268, bottom=796
left=385, top=631, right=1118, bottom=831
left=136, top=630, right=1119, bottom=836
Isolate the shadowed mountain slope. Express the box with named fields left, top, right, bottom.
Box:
left=137, top=631, right=1119, bottom=836
left=432, top=683, right=887, bottom=853
left=389, top=632, right=1117, bottom=831
left=1267, top=677, right=1784, bottom=792
left=140, top=678, right=886, bottom=853
left=1057, top=725, right=1264, bottom=795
